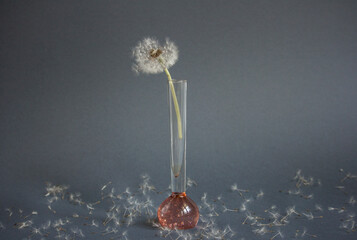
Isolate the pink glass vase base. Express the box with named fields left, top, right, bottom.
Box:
left=157, top=192, right=199, bottom=229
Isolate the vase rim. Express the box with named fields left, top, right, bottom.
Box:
left=171, top=79, right=187, bottom=83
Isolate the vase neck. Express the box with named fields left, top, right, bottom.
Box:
left=168, top=80, right=187, bottom=193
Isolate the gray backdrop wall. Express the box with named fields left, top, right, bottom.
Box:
left=1, top=1, right=357, bottom=239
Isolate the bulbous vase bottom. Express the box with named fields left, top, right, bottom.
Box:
left=157, top=192, right=199, bottom=229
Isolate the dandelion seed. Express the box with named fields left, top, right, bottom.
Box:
left=139, top=174, right=156, bottom=195
left=280, top=206, right=298, bottom=223
left=288, top=189, right=301, bottom=195
left=24, top=211, right=38, bottom=219
left=31, top=227, right=42, bottom=235
left=125, top=187, right=131, bottom=195
left=91, top=220, right=99, bottom=228
left=265, top=205, right=277, bottom=212
left=187, top=177, right=197, bottom=188
left=45, top=183, right=68, bottom=198
left=338, top=208, right=346, bottom=214
left=15, top=220, right=33, bottom=229
left=47, top=195, right=59, bottom=204
left=5, top=208, right=13, bottom=217
left=240, top=203, right=247, bottom=212
left=256, top=190, right=264, bottom=199
left=223, top=225, right=235, bottom=237
left=101, top=181, right=112, bottom=191
left=41, top=221, right=51, bottom=230
left=127, top=216, right=134, bottom=226
left=349, top=196, right=356, bottom=206
left=270, top=230, right=283, bottom=240
left=269, top=211, right=281, bottom=220
left=242, top=212, right=259, bottom=225
left=222, top=206, right=239, bottom=212
left=71, top=227, right=85, bottom=237
left=303, top=212, right=314, bottom=220
left=121, top=230, right=129, bottom=240
left=341, top=172, right=357, bottom=182
left=272, top=219, right=285, bottom=226
left=52, top=218, right=66, bottom=228
left=47, top=205, right=56, bottom=214
left=253, top=226, right=269, bottom=236
left=299, top=228, right=317, bottom=238
left=0, top=222, right=5, bottom=230
left=287, top=206, right=298, bottom=216
left=315, top=204, right=323, bottom=212
left=231, top=183, right=249, bottom=198
left=317, top=179, right=322, bottom=186
left=303, top=194, right=313, bottom=199
left=301, top=228, right=307, bottom=237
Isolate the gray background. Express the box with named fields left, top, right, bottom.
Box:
left=1, top=0, right=357, bottom=239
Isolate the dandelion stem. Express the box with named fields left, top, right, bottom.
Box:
left=159, top=58, right=183, bottom=139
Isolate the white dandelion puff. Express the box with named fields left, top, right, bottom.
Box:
left=132, top=37, right=178, bottom=75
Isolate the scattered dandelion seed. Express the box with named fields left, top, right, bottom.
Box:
left=5, top=208, right=13, bottom=217
left=47, top=205, right=56, bottom=214
left=15, top=220, right=33, bottom=229
left=256, top=190, right=264, bottom=199
left=253, top=226, right=270, bottom=235
left=24, top=211, right=38, bottom=219
left=101, top=181, right=112, bottom=191
left=315, top=204, right=323, bottom=212
left=41, top=221, right=51, bottom=230
left=348, top=196, right=356, bottom=206
left=187, top=177, right=197, bottom=188
left=270, top=230, right=283, bottom=240
left=341, top=172, right=357, bottom=182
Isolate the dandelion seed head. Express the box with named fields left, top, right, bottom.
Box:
left=132, top=37, right=178, bottom=74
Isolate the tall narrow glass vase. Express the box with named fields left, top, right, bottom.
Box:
left=157, top=80, right=199, bottom=229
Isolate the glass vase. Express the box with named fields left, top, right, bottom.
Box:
left=157, top=80, right=199, bottom=229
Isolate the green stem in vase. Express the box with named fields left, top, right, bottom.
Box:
left=159, top=58, right=183, bottom=140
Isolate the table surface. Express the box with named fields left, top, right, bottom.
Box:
left=1, top=167, right=357, bottom=240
